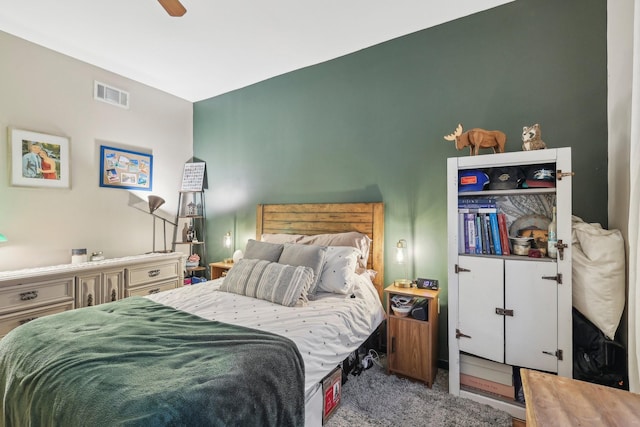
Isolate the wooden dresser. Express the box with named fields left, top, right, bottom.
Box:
left=0, top=253, right=184, bottom=337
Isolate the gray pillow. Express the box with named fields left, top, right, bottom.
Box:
left=243, top=239, right=284, bottom=262
left=218, top=258, right=313, bottom=307
left=278, top=243, right=327, bottom=295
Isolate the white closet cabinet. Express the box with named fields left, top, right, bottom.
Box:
left=447, top=148, right=572, bottom=419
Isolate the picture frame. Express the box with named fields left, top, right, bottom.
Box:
left=9, top=127, right=71, bottom=189
left=99, top=145, right=153, bottom=191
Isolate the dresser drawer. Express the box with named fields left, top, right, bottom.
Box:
left=127, top=261, right=179, bottom=288
left=0, top=301, right=75, bottom=337
left=126, top=279, right=179, bottom=297
left=0, top=276, right=75, bottom=315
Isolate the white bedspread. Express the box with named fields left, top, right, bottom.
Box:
left=146, top=273, right=385, bottom=392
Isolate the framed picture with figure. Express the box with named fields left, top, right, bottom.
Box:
left=9, top=127, right=71, bottom=189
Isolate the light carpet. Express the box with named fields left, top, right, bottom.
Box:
left=326, top=359, right=513, bottom=427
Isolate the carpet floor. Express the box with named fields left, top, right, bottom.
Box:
left=325, top=358, right=513, bottom=427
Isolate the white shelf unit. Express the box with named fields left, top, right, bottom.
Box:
left=447, top=148, right=573, bottom=419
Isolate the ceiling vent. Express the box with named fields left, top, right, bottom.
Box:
left=94, top=81, right=129, bottom=109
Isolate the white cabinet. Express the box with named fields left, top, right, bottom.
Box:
left=76, top=267, right=125, bottom=308
left=447, top=148, right=573, bottom=419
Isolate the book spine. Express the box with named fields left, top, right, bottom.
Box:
left=475, top=215, right=482, bottom=254
left=485, top=214, right=495, bottom=254
left=458, top=213, right=466, bottom=254
left=458, top=207, right=498, bottom=214
left=480, top=214, right=490, bottom=254
left=489, top=213, right=502, bottom=255
left=498, top=213, right=511, bottom=256
left=465, top=213, right=476, bottom=254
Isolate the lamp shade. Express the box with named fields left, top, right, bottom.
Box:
left=223, top=231, right=232, bottom=249
left=148, top=195, right=165, bottom=214
left=396, top=239, right=407, bottom=264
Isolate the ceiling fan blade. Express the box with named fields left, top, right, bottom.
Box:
left=158, top=0, right=187, bottom=17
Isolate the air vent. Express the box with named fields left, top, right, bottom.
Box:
left=94, top=81, right=130, bottom=109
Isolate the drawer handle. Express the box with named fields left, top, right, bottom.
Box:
left=111, top=289, right=117, bottom=301
left=148, top=288, right=161, bottom=294
left=87, top=294, right=93, bottom=307
left=20, top=291, right=39, bottom=301
left=148, top=269, right=160, bottom=278
left=20, top=317, right=38, bottom=325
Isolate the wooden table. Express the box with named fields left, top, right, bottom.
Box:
left=521, top=368, right=640, bottom=426
left=209, top=261, right=233, bottom=279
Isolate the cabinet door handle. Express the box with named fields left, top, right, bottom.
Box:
left=148, top=288, right=161, bottom=294
left=87, top=293, right=93, bottom=306
left=148, top=269, right=160, bottom=278
left=111, top=289, right=117, bottom=301
left=20, top=290, right=39, bottom=301
left=456, top=329, right=472, bottom=339
left=455, top=264, right=470, bottom=273
left=20, top=317, right=38, bottom=325
left=556, top=240, right=568, bottom=260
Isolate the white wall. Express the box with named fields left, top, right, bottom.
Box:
left=608, top=0, right=634, bottom=347
left=0, top=31, right=193, bottom=271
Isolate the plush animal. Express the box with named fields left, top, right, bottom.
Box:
left=443, top=124, right=507, bottom=156
left=522, top=124, right=547, bottom=151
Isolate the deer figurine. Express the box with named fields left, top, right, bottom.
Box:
left=444, top=124, right=507, bottom=156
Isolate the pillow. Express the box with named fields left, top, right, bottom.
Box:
left=261, top=233, right=304, bottom=244
left=218, top=258, right=313, bottom=307
left=317, top=246, right=361, bottom=294
left=278, top=243, right=327, bottom=295
left=296, top=232, right=372, bottom=269
left=243, top=239, right=284, bottom=262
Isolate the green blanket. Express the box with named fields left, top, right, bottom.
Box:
left=0, top=297, right=305, bottom=427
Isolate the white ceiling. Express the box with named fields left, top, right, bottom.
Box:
left=0, top=0, right=513, bottom=102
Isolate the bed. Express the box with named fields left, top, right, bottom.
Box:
left=0, top=202, right=385, bottom=427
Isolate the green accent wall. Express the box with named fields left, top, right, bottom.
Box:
left=194, top=0, right=607, bottom=362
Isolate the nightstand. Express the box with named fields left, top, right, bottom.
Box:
left=384, top=285, right=439, bottom=387
left=209, top=261, right=233, bottom=279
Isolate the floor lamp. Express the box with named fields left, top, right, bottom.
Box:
left=148, top=195, right=175, bottom=253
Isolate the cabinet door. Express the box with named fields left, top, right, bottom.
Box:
left=103, top=269, right=124, bottom=302
left=76, top=272, right=101, bottom=308
left=458, top=256, right=504, bottom=363
left=388, top=317, right=430, bottom=381
left=505, top=260, right=558, bottom=372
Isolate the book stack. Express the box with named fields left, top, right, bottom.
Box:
left=458, top=198, right=511, bottom=256
left=459, top=354, right=515, bottom=399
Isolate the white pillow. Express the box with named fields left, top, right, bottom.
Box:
left=317, top=246, right=361, bottom=294
left=571, top=216, right=625, bottom=340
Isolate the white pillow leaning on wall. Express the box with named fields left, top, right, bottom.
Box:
left=572, top=215, right=626, bottom=340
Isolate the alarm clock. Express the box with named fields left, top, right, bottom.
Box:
left=416, top=278, right=439, bottom=290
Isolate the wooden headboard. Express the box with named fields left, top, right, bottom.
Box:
left=256, top=202, right=384, bottom=300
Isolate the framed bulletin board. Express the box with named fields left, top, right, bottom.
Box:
left=99, top=145, right=153, bottom=190
left=180, top=162, right=206, bottom=191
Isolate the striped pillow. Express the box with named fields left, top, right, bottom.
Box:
left=219, top=258, right=313, bottom=307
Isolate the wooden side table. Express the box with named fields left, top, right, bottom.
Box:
left=209, top=261, right=233, bottom=280
left=521, top=368, right=640, bottom=426
left=384, top=285, right=439, bottom=387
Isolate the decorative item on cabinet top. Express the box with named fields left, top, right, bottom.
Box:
left=444, top=123, right=507, bottom=156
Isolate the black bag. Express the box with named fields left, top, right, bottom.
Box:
left=573, top=308, right=628, bottom=390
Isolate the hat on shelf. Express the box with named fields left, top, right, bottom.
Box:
left=524, top=164, right=556, bottom=188
left=488, top=166, right=525, bottom=190
left=458, top=170, right=489, bottom=192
